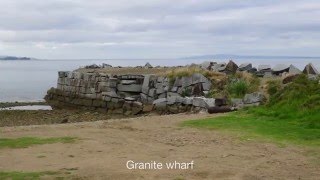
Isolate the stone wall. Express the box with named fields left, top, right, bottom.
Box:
left=45, top=71, right=223, bottom=115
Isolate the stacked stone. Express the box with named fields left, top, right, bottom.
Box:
left=231, top=92, right=265, bottom=109
left=140, top=75, right=168, bottom=104
left=152, top=96, right=227, bottom=114
left=47, top=70, right=222, bottom=115
left=169, top=73, right=212, bottom=97
left=49, top=71, right=145, bottom=114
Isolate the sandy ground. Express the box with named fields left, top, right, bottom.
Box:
left=0, top=113, right=319, bottom=180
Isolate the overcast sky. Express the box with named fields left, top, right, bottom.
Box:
left=0, top=0, right=319, bottom=59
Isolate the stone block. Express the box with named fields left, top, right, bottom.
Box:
left=202, top=81, right=212, bottom=91
left=171, top=86, right=178, bottom=92
left=107, top=78, right=118, bottom=88
left=168, top=104, right=179, bottom=114
left=181, top=76, right=193, bottom=87
left=153, top=98, right=167, bottom=111
left=156, top=86, right=165, bottom=94
left=231, top=98, right=244, bottom=108
left=148, top=88, right=156, bottom=97
left=158, top=93, right=167, bottom=99
left=167, top=92, right=181, bottom=97
left=58, top=78, right=66, bottom=85
left=167, top=96, right=184, bottom=105
left=182, top=97, right=193, bottom=105
left=132, top=101, right=143, bottom=115
left=84, top=93, right=97, bottom=99
left=243, top=92, right=264, bottom=104
left=120, top=80, right=137, bottom=85
left=102, top=90, right=119, bottom=98
left=173, top=77, right=182, bottom=87
left=192, top=73, right=209, bottom=84
left=157, top=76, right=165, bottom=83
left=204, top=98, right=216, bottom=108
left=123, top=101, right=132, bottom=111
left=142, top=75, right=152, bottom=94
left=117, top=84, right=142, bottom=92
left=58, top=71, right=69, bottom=78
left=192, top=97, right=207, bottom=108
left=140, top=93, right=148, bottom=103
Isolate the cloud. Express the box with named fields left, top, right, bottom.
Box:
left=0, top=0, right=319, bottom=58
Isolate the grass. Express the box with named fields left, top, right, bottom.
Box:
left=0, top=137, right=76, bottom=149
left=183, top=75, right=320, bottom=147
left=226, top=79, right=249, bottom=98
left=183, top=112, right=320, bottom=146
left=226, top=72, right=261, bottom=98
left=0, top=171, right=58, bottom=180
left=165, top=66, right=227, bottom=83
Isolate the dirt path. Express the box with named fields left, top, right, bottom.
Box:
left=0, top=113, right=319, bottom=179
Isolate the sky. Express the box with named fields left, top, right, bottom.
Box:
left=0, top=0, right=319, bottom=59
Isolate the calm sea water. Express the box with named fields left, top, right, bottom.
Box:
left=0, top=58, right=319, bottom=102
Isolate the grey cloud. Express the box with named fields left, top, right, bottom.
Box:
left=0, top=0, right=319, bottom=58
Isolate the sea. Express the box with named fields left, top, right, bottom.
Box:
left=0, top=58, right=319, bottom=102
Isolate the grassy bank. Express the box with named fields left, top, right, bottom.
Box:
left=183, top=75, right=320, bottom=146
left=0, top=137, right=76, bottom=149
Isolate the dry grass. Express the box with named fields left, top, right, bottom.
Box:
left=234, top=71, right=261, bottom=93
left=77, top=66, right=227, bottom=81
left=77, top=67, right=178, bottom=75
left=163, top=66, right=226, bottom=80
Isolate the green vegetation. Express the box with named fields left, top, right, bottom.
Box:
left=226, top=79, right=249, bottom=98
left=266, top=79, right=282, bottom=96
left=183, top=75, right=320, bottom=146
left=0, top=171, right=57, bottom=180
left=226, top=72, right=261, bottom=98
left=0, top=137, right=76, bottom=149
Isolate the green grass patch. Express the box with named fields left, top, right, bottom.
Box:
left=0, top=137, right=76, bottom=149
left=183, top=112, right=320, bottom=146
left=0, top=171, right=57, bottom=180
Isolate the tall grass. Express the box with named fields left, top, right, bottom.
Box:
left=227, top=79, right=249, bottom=98
left=226, top=72, right=261, bottom=98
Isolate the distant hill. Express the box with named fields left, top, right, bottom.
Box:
left=0, top=56, right=33, bottom=60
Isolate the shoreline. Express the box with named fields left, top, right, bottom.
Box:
left=0, top=101, right=48, bottom=108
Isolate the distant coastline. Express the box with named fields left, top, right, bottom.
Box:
left=0, top=56, right=33, bottom=60
left=182, top=54, right=320, bottom=60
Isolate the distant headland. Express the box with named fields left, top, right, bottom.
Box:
left=0, top=56, right=34, bottom=60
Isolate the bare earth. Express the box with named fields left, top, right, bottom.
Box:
left=0, top=113, right=319, bottom=180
